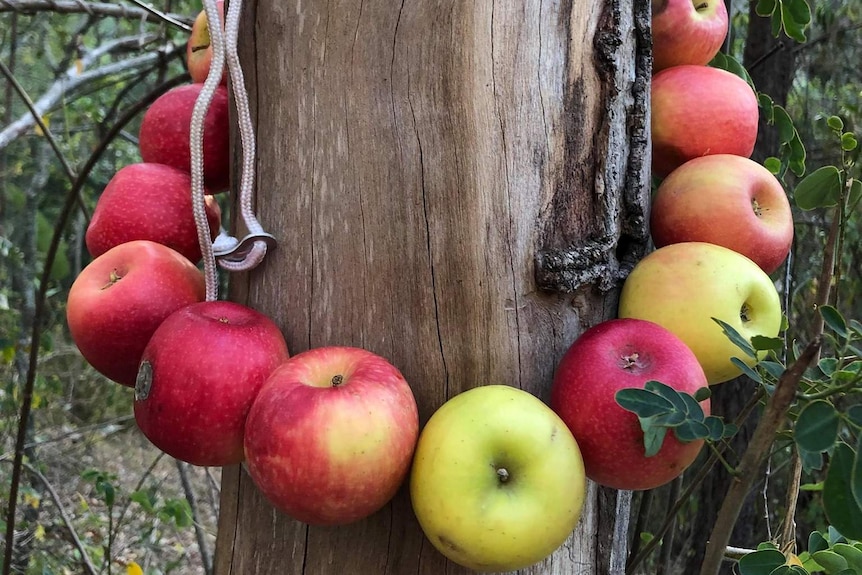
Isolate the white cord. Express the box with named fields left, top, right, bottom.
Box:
left=189, top=0, right=272, bottom=298
left=190, top=0, right=226, bottom=302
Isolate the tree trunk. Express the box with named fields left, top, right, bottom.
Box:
left=214, top=1, right=650, bottom=573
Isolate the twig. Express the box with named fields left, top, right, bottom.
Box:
left=0, top=0, right=192, bottom=29
left=779, top=448, right=803, bottom=554
left=657, top=475, right=683, bottom=575
left=175, top=461, right=213, bottom=575
left=1, top=74, right=188, bottom=575
left=699, top=337, right=822, bottom=575
left=0, top=37, right=183, bottom=150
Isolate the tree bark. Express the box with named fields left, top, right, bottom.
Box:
left=214, top=1, right=650, bottom=573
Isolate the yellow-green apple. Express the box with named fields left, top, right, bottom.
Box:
left=186, top=1, right=226, bottom=85
left=138, top=83, right=230, bottom=192
left=244, top=346, right=419, bottom=525
left=650, top=154, right=794, bottom=274
left=550, top=318, right=709, bottom=490
left=134, top=301, right=289, bottom=466
left=652, top=0, right=728, bottom=72
left=66, top=240, right=205, bottom=386
left=86, top=163, right=221, bottom=264
left=618, top=242, right=782, bottom=384
left=652, top=65, right=759, bottom=177
left=410, top=385, right=586, bottom=572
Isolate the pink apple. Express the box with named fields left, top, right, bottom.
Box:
left=550, top=318, right=710, bottom=490
left=186, top=2, right=226, bottom=85
left=86, top=163, right=221, bottom=264
left=66, top=240, right=205, bottom=386
left=244, top=346, right=419, bottom=526
left=652, top=0, right=729, bottom=72
left=133, top=301, right=289, bottom=466
left=652, top=65, right=759, bottom=178
left=138, top=83, right=230, bottom=192
left=650, top=154, right=793, bottom=274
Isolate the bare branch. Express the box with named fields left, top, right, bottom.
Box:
left=0, top=0, right=192, bottom=29
left=0, top=38, right=183, bottom=151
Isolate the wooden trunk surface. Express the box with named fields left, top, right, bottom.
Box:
left=215, top=1, right=650, bottom=573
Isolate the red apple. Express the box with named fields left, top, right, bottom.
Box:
left=86, top=163, right=221, bottom=264
left=244, top=346, right=419, bottom=526
left=650, top=154, right=793, bottom=274
left=652, top=65, right=759, bottom=178
left=66, top=240, right=205, bottom=386
left=652, top=0, right=729, bottom=72
left=186, top=2, right=226, bottom=85
left=550, top=318, right=710, bottom=490
left=138, top=83, right=230, bottom=192
left=133, top=301, right=289, bottom=466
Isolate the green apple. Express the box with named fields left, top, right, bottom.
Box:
left=618, top=242, right=782, bottom=385
left=410, top=385, right=586, bottom=572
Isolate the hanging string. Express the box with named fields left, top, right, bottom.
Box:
left=190, top=0, right=275, bottom=300
left=189, top=0, right=226, bottom=302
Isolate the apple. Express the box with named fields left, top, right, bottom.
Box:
left=134, top=301, right=289, bottom=466
left=86, top=163, right=221, bottom=264
left=650, top=154, right=794, bottom=274
left=652, top=65, right=759, bottom=178
left=410, top=385, right=586, bottom=572
left=652, top=0, right=729, bottom=72
left=186, top=1, right=226, bottom=85
left=244, top=346, right=419, bottom=526
left=138, top=83, right=230, bottom=192
left=550, top=318, right=710, bottom=490
left=66, top=240, right=205, bottom=386
left=618, top=242, right=783, bottom=385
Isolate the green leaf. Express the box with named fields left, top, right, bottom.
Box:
left=849, top=179, right=862, bottom=208
left=774, top=106, right=797, bottom=144
left=841, top=133, right=858, bottom=152
left=713, top=318, right=758, bottom=358
left=615, top=388, right=675, bottom=418
left=755, top=0, right=777, bottom=16
left=705, top=416, right=725, bottom=441
left=811, top=550, right=848, bottom=573
left=643, top=425, right=669, bottom=458
left=820, top=305, right=848, bottom=338
left=130, top=490, right=157, bottom=514
left=645, top=380, right=689, bottom=414
left=675, top=419, right=711, bottom=443
left=780, top=0, right=811, bottom=42
left=694, top=387, right=712, bottom=402
left=739, top=549, right=787, bottom=575
left=731, top=357, right=764, bottom=383
left=795, top=400, right=839, bottom=453
left=827, top=116, right=845, bottom=131
left=819, top=357, right=839, bottom=376
left=823, top=442, right=862, bottom=540
left=800, top=481, right=824, bottom=491
left=847, top=406, right=862, bottom=428
left=795, top=165, right=843, bottom=210
left=764, top=157, right=782, bottom=175
left=709, top=52, right=755, bottom=89
left=680, top=392, right=706, bottom=421
left=832, top=543, right=862, bottom=573
left=651, top=410, right=687, bottom=428
left=800, top=448, right=824, bottom=472
left=723, top=422, right=739, bottom=439
left=809, top=531, right=829, bottom=554
left=760, top=361, right=787, bottom=379
left=752, top=336, right=785, bottom=352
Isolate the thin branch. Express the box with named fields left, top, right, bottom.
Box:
left=699, top=337, right=822, bottom=575
left=0, top=59, right=77, bottom=183
left=175, top=460, right=213, bottom=575
left=0, top=37, right=183, bottom=151
left=0, top=0, right=192, bottom=29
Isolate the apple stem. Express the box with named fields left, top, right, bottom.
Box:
left=496, top=467, right=509, bottom=483
left=331, top=375, right=344, bottom=387
left=740, top=303, right=752, bottom=323
left=101, top=269, right=122, bottom=290
left=695, top=1, right=709, bottom=10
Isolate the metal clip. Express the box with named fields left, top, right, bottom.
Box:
left=213, top=232, right=277, bottom=263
